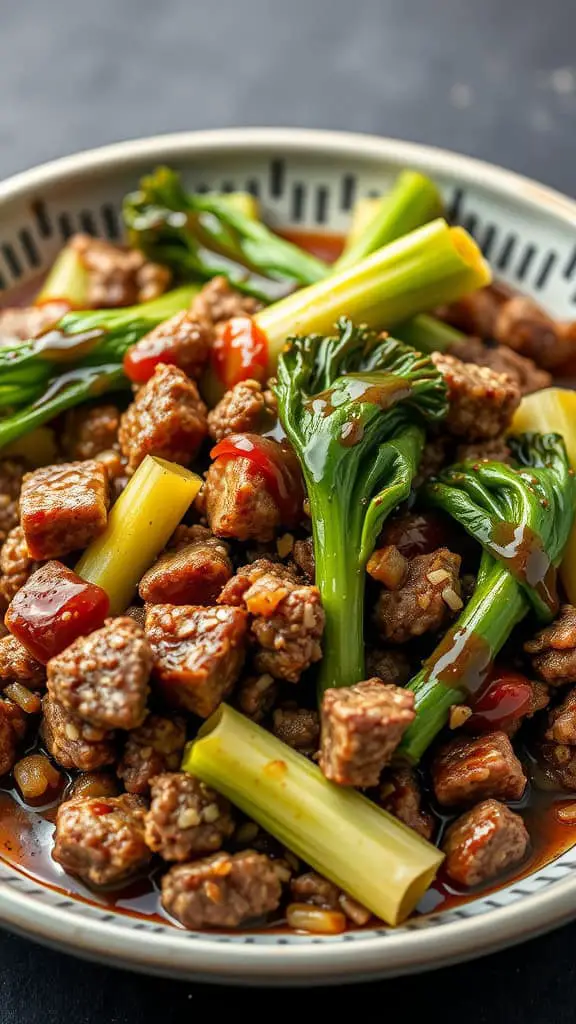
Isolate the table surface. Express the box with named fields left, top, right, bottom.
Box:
left=2, top=0, right=576, bottom=1017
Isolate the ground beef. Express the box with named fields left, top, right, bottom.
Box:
left=71, top=234, right=171, bottom=307
left=203, top=458, right=284, bottom=542
left=432, top=731, right=527, bottom=807
left=118, top=364, right=208, bottom=473
left=117, top=713, right=187, bottom=794
left=450, top=336, right=552, bottom=394
left=145, top=772, right=234, bottom=861
left=455, top=437, right=512, bottom=464
left=544, top=687, right=576, bottom=744
left=0, top=526, right=41, bottom=609
left=0, top=302, right=69, bottom=343
left=272, top=706, right=319, bottom=752
left=377, top=766, right=435, bottom=840
left=437, top=286, right=503, bottom=339
left=442, top=798, right=530, bottom=887
left=413, top=437, right=449, bottom=488
left=47, top=618, right=151, bottom=731
left=235, top=673, right=278, bottom=722
left=506, top=680, right=550, bottom=737
left=61, top=404, right=121, bottom=461
left=320, top=679, right=415, bottom=787
left=431, top=351, right=521, bottom=440
left=0, top=458, right=25, bottom=546
left=53, top=793, right=151, bottom=887
left=139, top=536, right=232, bottom=606
left=365, top=647, right=412, bottom=686
left=525, top=606, right=576, bottom=686
left=67, top=772, right=119, bottom=801
left=41, top=695, right=116, bottom=771
left=128, top=311, right=212, bottom=381
left=289, top=871, right=371, bottom=926
left=207, top=379, right=278, bottom=441
left=19, top=460, right=109, bottom=560
left=374, top=547, right=462, bottom=644
left=0, top=698, right=27, bottom=775
left=145, top=603, right=248, bottom=717
left=493, top=295, right=571, bottom=370
left=189, top=275, right=261, bottom=327
left=540, top=742, right=576, bottom=789
left=292, top=537, right=315, bottom=582
left=161, top=849, right=281, bottom=929
left=219, top=559, right=324, bottom=682
left=0, top=635, right=45, bottom=689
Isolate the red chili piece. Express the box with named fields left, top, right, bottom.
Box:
left=123, top=341, right=179, bottom=384
left=211, top=316, right=269, bottom=388
left=5, top=561, right=110, bottom=663
left=465, top=670, right=532, bottom=733
left=211, top=433, right=304, bottom=523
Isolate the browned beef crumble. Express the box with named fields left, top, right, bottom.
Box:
left=67, top=772, right=120, bottom=801
left=53, top=793, right=151, bottom=887
left=189, top=275, right=261, bottom=327
left=71, top=234, right=171, bottom=307
left=41, top=695, right=116, bottom=771
left=204, top=457, right=285, bottom=542
left=290, top=872, right=371, bottom=926
left=455, top=437, right=512, bottom=465
left=525, top=606, right=576, bottom=686
left=19, top=460, right=110, bottom=560
left=117, top=713, right=187, bottom=794
left=139, top=536, right=232, bottom=606
left=374, top=547, right=462, bottom=644
left=236, top=673, right=278, bottom=722
left=132, top=311, right=212, bottom=381
left=145, top=772, right=234, bottom=861
left=0, top=459, right=26, bottom=547
left=431, top=351, right=521, bottom=440
left=61, top=404, right=121, bottom=461
left=378, top=767, right=435, bottom=840
left=365, top=647, right=411, bottom=686
left=292, top=536, right=315, bottom=582
left=442, top=799, right=529, bottom=887
left=320, top=679, right=415, bottom=787
left=0, top=698, right=27, bottom=775
left=450, top=336, right=552, bottom=394
left=0, top=635, right=45, bottom=689
left=432, top=731, right=527, bottom=807
left=0, top=303, right=69, bottom=343
left=540, top=742, right=576, bottom=789
left=272, top=706, right=320, bottom=752
left=0, top=526, right=41, bottom=609
left=161, top=849, right=282, bottom=929
left=207, top=379, right=278, bottom=441
left=544, top=687, right=576, bottom=744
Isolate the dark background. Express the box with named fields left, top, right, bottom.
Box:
left=1, top=0, right=576, bottom=1018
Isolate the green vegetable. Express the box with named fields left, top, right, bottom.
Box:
left=401, top=432, right=576, bottom=762
left=0, top=286, right=197, bottom=449
left=35, top=243, right=89, bottom=308
left=394, top=313, right=465, bottom=353
left=274, top=317, right=447, bottom=693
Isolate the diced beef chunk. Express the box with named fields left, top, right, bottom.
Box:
left=219, top=560, right=324, bottom=682
left=207, top=380, right=278, bottom=441
left=0, top=458, right=25, bottom=546
left=139, top=536, right=232, bottom=606
left=432, top=731, right=527, bottom=807
left=61, top=404, right=121, bottom=461
left=494, top=295, right=571, bottom=370
left=540, top=742, right=576, bottom=789
left=437, top=285, right=504, bottom=339
left=450, top=336, right=551, bottom=395
left=545, top=688, right=576, bottom=744
left=145, top=772, right=234, bottom=861
left=146, top=604, right=247, bottom=717
left=525, top=605, right=576, bottom=686
left=117, top=713, right=187, bottom=794
left=161, top=850, right=281, bottom=929
left=71, top=234, right=171, bottom=307
left=272, top=706, right=319, bottom=752
left=204, top=457, right=283, bottom=542
left=378, top=767, right=435, bottom=840
left=442, top=799, right=529, bottom=887
left=0, top=698, right=27, bottom=775
left=431, top=351, right=520, bottom=440
left=0, top=303, right=69, bottom=343
left=129, top=311, right=212, bottom=381
left=189, top=275, right=261, bottom=327
left=292, top=536, right=315, bottom=582
left=118, top=364, right=208, bottom=473
left=0, top=526, right=41, bottom=608
left=0, top=635, right=45, bottom=689
left=365, top=647, right=411, bottom=686
left=455, top=437, right=511, bottom=465
left=19, top=460, right=109, bottom=560
left=47, top=618, right=151, bottom=731
left=320, top=679, right=415, bottom=787
left=373, top=547, right=462, bottom=644
left=53, top=793, right=151, bottom=887
left=41, top=695, right=116, bottom=771
left=236, top=673, right=278, bottom=722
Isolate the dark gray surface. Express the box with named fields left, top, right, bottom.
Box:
left=1, top=0, right=576, bottom=1018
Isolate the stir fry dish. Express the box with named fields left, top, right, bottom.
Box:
left=2, top=167, right=576, bottom=936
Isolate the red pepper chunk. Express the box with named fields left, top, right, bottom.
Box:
left=5, top=561, right=110, bottom=663
left=465, top=670, right=533, bottom=733
left=211, top=433, right=305, bottom=525
left=124, top=341, right=179, bottom=384
left=211, top=316, right=269, bottom=389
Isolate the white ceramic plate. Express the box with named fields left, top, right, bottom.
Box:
left=1, top=128, right=576, bottom=985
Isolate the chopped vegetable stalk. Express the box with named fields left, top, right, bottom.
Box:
left=401, top=433, right=576, bottom=762
left=334, top=170, right=444, bottom=271
left=275, top=318, right=447, bottom=692
left=184, top=704, right=444, bottom=926
left=0, top=426, right=58, bottom=466
left=341, top=197, right=382, bottom=253
left=76, top=456, right=201, bottom=614
left=35, top=244, right=89, bottom=308
left=394, top=314, right=464, bottom=353
left=511, top=387, right=576, bottom=603
left=216, top=191, right=260, bottom=221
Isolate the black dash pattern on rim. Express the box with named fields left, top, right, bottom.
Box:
left=269, top=158, right=285, bottom=199
left=18, top=228, right=41, bottom=268
left=291, top=182, right=306, bottom=222
left=79, top=209, right=99, bottom=236
left=101, top=203, right=121, bottom=240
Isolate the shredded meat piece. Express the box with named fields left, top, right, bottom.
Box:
left=117, top=713, right=186, bottom=794
left=377, top=766, right=435, bottom=840
left=207, top=379, right=278, bottom=441
left=374, top=547, right=462, bottom=644
left=525, top=605, right=576, bottom=686
left=204, top=457, right=284, bottom=542
left=19, top=460, right=109, bottom=560
left=139, top=536, right=232, bottom=606
left=41, top=695, right=116, bottom=771
left=320, top=679, right=415, bottom=787
left=53, top=793, right=151, bottom=887
left=61, top=404, right=121, bottom=461
left=431, top=351, right=520, bottom=440
left=71, top=234, right=171, bottom=307
left=145, top=772, right=234, bottom=861
left=0, top=458, right=26, bottom=546
left=236, top=673, right=278, bottom=722
left=544, top=687, right=576, bottom=744
left=47, top=618, right=151, bottom=731
left=450, top=336, right=552, bottom=394
left=161, top=849, right=281, bottom=929
left=272, top=706, right=319, bottom=752
left=432, top=731, right=527, bottom=807
left=129, top=311, right=212, bottom=381
left=0, top=526, right=41, bottom=608
left=0, top=303, right=69, bottom=343
left=0, top=635, right=45, bottom=690
left=189, top=276, right=261, bottom=327
left=0, top=698, right=27, bottom=775
left=442, top=799, right=529, bottom=887
left=118, top=363, right=208, bottom=473
left=292, top=536, right=315, bottom=582
left=145, top=603, right=248, bottom=717
left=365, top=647, right=411, bottom=686
left=455, top=437, right=511, bottom=464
